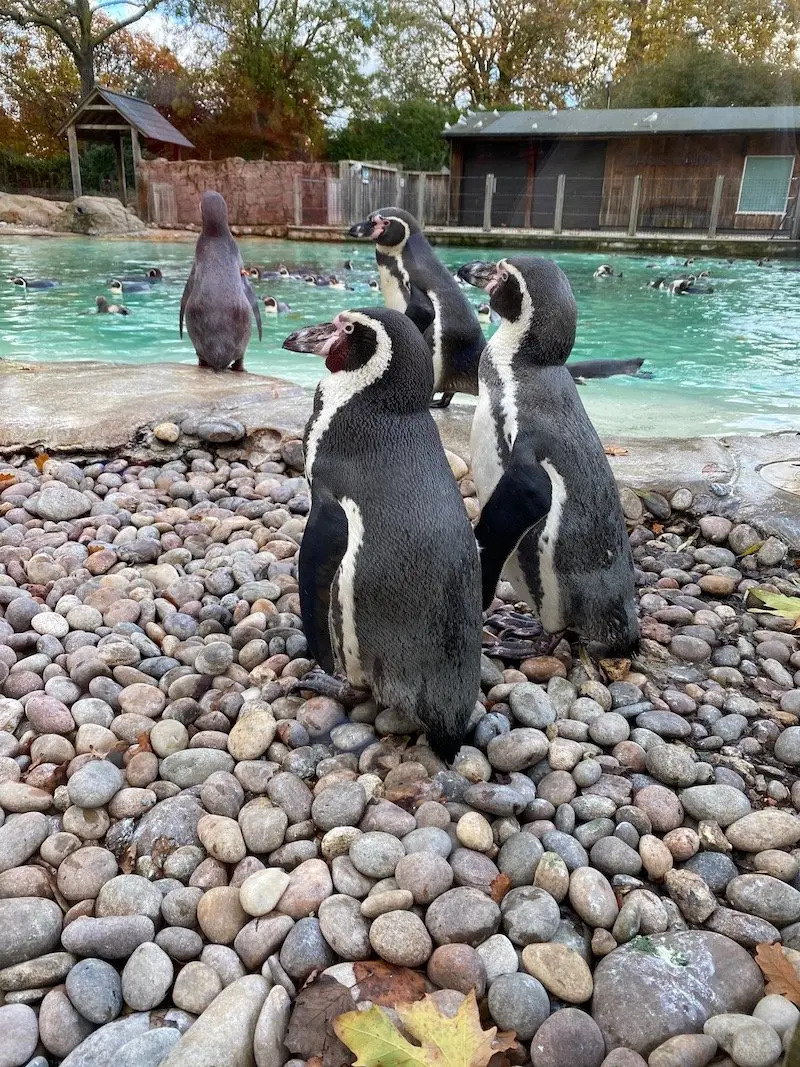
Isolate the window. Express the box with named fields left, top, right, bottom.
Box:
left=737, top=156, right=794, bottom=214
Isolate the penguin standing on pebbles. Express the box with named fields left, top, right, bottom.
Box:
left=282, top=307, right=481, bottom=761
left=459, top=256, right=638, bottom=656
left=180, top=191, right=262, bottom=371
left=348, top=207, right=484, bottom=408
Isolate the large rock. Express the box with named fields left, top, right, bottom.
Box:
left=0, top=898, right=62, bottom=969
left=55, top=196, right=145, bottom=236
left=160, top=974, right=269, bottom=1067
left=591, top=931, right=763, bottom=1056
left=0, top=192, right=66, bottom=227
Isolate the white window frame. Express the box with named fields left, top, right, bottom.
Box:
left=736, top=155, right=794, bottom=215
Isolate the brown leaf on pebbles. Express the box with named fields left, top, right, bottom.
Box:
left=33, top=453, right=50, bottom=471
left=353, top=960, right=427, bottom=1005
left=285, top=975, right=356, bottom=1067
left=755, top=943, right=800, bottom=1005
left=489, top=873, right=513, bottom=904
left=599, top=658, right=631, bottom=682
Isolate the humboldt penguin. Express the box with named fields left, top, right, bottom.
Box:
left=348, top=207, right=484, bottom=408
left=593, top=264, right=622, bottom=279
left=264, top=296, right=290, bottom=315
left=111, top=279, right=149, bottom=294
left=180, top=191, right=262, bottom=371
left=460, top=256, right=639, bottom=656
left=282, top=306, right=482, bottom=761
left=96, top=296, right=129, bottom=316
left=11, top=277, right=59, bottom=289
left=116, top=269, right=162, bottom=283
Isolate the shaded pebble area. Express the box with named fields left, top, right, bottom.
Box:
left=0, top=419, right=799, bottom=1067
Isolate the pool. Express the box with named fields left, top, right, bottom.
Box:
left=1, top=235, right=798, bottom=438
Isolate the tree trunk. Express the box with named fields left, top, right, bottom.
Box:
left=77, top=46, right=95, bottom=97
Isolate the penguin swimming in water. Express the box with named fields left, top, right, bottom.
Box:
left=264, top=296, right=291, bottom=315
left=180, top=190, right=262, bottom=371
left=96, top=296, right=129, bottom=316
left=282, top=306, right=482, bottom=761
left=11, top=277, right=59, bottom=289
left=477, top=303, right=499, bottom=325
left=116, top=268, right=162, bottom=283
left=368, top=278, right=380, bottom=290
left=348, top=207, right=484, bottom=408
left=459, top=256, right=639, bottom=657
left=111, top=278, right=149, bottom=294
left=593, top=264, right=622, bottom=279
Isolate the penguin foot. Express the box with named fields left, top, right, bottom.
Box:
left=230, top=359, right=245, bottom=372
left=429, top=393, right=454, bottom=409
left=481, top=608, right=563, bottom=659
left=291, top=670, right=369, bottom=707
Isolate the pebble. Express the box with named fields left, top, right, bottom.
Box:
left=160, top=974, right=269, bottom=1066
left=726, top=874, right=800, bottom=925
left=530, top=1007, right=605, bottom=1067
left=121, top=942, right=174, bottom=1010
left=679, top=785, right=752, bottom=827
left=647, top=1034, right=718, bottom=1067
left=703, top=1013, right=782, bottom=1067
left=239, top=869, right=291, bottom=917
left=425, top=888, right=501, bottom=946
left=568, top=867, right=619, bottom=928
left=488, top=972, right=549, bottom=1040
left=369, top=910, right=432, bottom=966
left=0, top=1003, right=38, bottom=1067
left=522, top=942, right=593, bottom=1002
left=65, top=957, right=123, bottom=1022
left=501, top=886, right=561, bottom=945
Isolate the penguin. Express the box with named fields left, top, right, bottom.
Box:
left=11, top=277, right=59, bottom=289
left=328, top=275, right=347, bottom=290
left=477, top=303, right=499, bottom=325
left=96, top=296, right=129, bottom=316
left=593, top=264, right=621, bottom=279
left=306, top=274, right=323, bottom=286
left=348, top=207, right=484, bottom=408
left=111, top=279, right=149, bottom=294
left=115, top=268, right=162, bottom=283
left=647, top=277, right=668, bottom=290
left=343, top=259, right=355, bottom=270
left=683, top=258, right=695, bottom=267
left=264, top=296, right=291, bottom=315
left=180, top=190, right=262, bottom=371
left=282, top=306, right=481, bottom=762
left=458, top=256, right=639, bottom=656
left=368, top=278, right=380, bottom=290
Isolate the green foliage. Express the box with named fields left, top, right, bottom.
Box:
left=586, top=42, right=797, bottom=108
left=0, top=146, right=71, bottom=194
left=327, top=100, right=459, bottom=171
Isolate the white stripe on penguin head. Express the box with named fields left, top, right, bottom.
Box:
left=305, top=312, right=393, bottom=482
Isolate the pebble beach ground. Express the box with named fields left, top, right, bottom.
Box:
left=1, top=413, right=800, bottom=1067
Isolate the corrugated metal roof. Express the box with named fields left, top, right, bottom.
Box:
left=58, top=86, right=194, bottom=148
left=443, top=106, right=800, bottom=139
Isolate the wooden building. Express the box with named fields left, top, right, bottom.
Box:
left=57, top=86, right=194, bottom=205
left=443, top=107, right=800, bottom=235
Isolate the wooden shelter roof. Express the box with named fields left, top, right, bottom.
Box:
left=57, top=85, right=194, bottom=148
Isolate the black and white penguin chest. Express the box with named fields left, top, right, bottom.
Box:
left=376, top=247, right=411, bottom=312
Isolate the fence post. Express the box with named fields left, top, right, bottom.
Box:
left=628, top=174, right=642, bottom=236
left=553, top=174, right=566, bottom=235
left=416, top=173, right=426, bottom=227
left=293, top=175, right=302, bottom=226
left=395, top=170, right=402, bottom=208
left=483, top=174, right=494, bottom=232
left=67, top=125, right=82, bottom=199
left=791, top=183, right=800, bottom=241
left=707, top=175, right=724, bottom=238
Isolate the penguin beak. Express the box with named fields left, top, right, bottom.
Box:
left=457, top=261, right=498, bottom=290
left=282, top=322, right=338, bottom=355
left=348, top=216, right=387, bottom=240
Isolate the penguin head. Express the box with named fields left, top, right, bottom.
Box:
left=148, top=268, right=163, bottom=280
left=368, top=278, right=379, bottom=289
left=347, top=207, right=419, bottom=248
left=283, top=307, right=432, bottom=409
left=264, top=296, right=278, bottom=314
left=464, top=258, right=576, bottom=366
left=278, top=265, right=290, bottom=276
left=248, top=267, right=261, bottom=278
left=200, top=191, right=230, bottom=237
left=11, top=277, right=26, bottom=288
left=110, top=280, right=123, bottom=294
left=96, top=296, right=109, bottom=311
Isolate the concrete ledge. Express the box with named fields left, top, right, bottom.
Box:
left=2, top=360, right=798, bottom=548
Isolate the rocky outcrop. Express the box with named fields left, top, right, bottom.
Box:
left=0, top=192, right=67, bottom=228
left=55, top=196, right=146, bottom=236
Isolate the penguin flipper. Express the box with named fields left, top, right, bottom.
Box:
left=243, top=277, right=263, bottom=340
left=404, top=284, right=435, bottom=336
left=299, top=487, right=348, bottom=674
left=475, top=456, right=552, bottom=611
left=179, top=264, right=195, bottom=338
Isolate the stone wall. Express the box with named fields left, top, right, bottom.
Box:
left=138, top=158, right=337, bottom=230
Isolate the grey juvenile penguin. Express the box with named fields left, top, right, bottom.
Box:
left=348, top=207, right=484, bottom=408
left=460, top=256, right=638, bottom=656
left=180, top=191, right=262, bottom=371
left=283, top=307, right=482, bottom=761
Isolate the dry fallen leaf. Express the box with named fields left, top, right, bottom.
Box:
left=746, top=590, right=800, bottom=630
left=489, top=873, right=513, bottom=904
left=0, top=473, right=16, bottom=488
left=334, top=989, right=516, bottom=1067
left=755, top=943, right=800, bottom=1005
left=120, top=842, right=137, bottom=875
left=604, top=446, right=628, bottom=457
left=286, top=975, right=355, bottom=1067
left=353, top=960, right=427, bottom=1006
left=34, top=453, right=50, bottom=471
left=600, top=658, right=631, bottom=682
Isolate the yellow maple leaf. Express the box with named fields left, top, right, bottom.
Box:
left=334, top=990, right=516, bottom=1067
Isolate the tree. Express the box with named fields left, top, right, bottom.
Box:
left=0, top=0, right=166, bottom=96
left=586, top=40, right=798, bottom=107
left=328, top=100, right=459, bottom=171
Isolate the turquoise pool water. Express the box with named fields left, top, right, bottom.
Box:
left=1, top=235, right=798, bottom=437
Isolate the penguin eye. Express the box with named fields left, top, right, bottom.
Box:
left=501, top=271, right=509, bottom=282
left=343, top=323, right=354, bottom=334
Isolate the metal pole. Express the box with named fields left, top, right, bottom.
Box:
left=294, top=175, right=302, bottom=226
left=553, top=174, right=566, bottom=235
left=67, top=125, right=82, bottom=199
left=483, top=173, right=494, bottom=232
left=416, top=173, right=426, bottom=228
left=707, top=175, right=724, bottom=238
left=628, top=174, right=642, bottom=237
